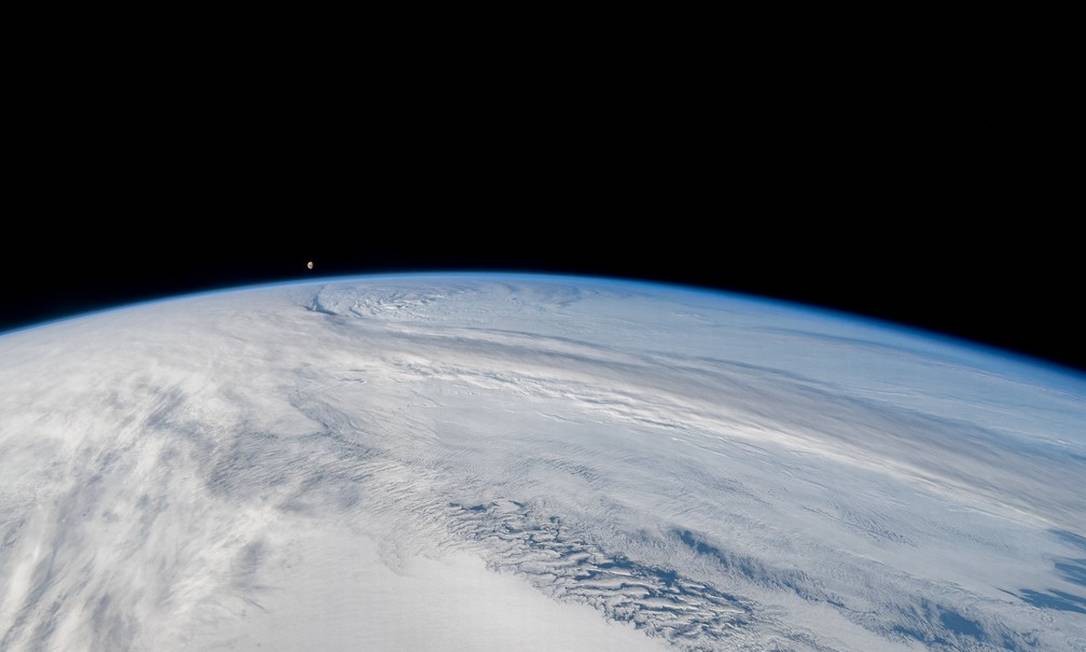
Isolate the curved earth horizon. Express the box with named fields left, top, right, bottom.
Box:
left=1, top=273, right=1083, bottom=650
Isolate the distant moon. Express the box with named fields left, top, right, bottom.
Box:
left=307, top=261, right=314, bottom=270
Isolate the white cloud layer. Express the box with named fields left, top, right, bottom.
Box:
left=1, top=275, right=1084, bottom=650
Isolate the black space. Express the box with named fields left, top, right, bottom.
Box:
left=5, top=48, right=1081, bottom=375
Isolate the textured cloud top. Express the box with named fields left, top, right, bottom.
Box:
left=0, top=275, right=1084, bottom=651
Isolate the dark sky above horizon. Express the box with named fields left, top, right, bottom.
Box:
left=7, top=30, right=1077, bottom=372
left=2, top=219, right=1082, bottom=376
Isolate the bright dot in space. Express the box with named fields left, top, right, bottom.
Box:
left=307, top=261, right=314, bottom=270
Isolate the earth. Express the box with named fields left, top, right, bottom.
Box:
left=0, top=274, right=1083, bottom=651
